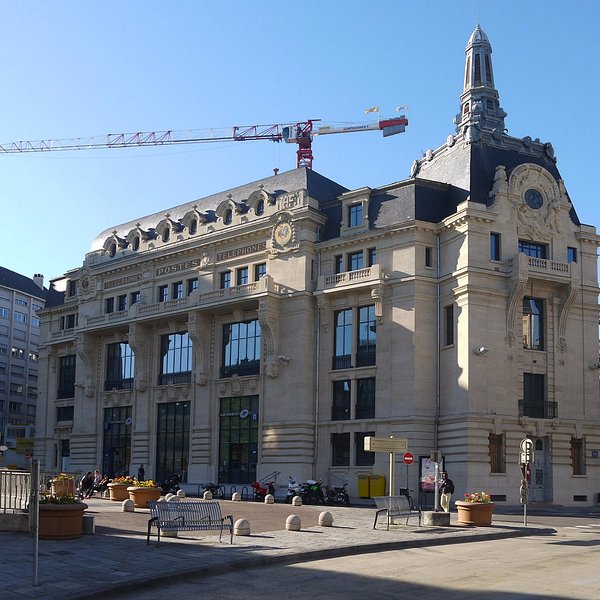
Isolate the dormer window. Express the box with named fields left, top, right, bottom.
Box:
left=256, top=200, right=264, bottom=215
left=348, top=204, right=363, bottom=228
left=224, top=209, right=233, bottom=225
left=132, top=236, right=140, bottom=251
left=108, top=242, right=116, bottom=258
left=162, top=228, right=170, bottom=243
left=189, top=219, right=197, bottom=235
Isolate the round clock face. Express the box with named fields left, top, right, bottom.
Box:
left=274, top=222, right=292, bottom=245
left=524, top=188, right=543, bottom=209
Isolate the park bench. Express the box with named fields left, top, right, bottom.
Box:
left=147, top=500, right=234, bottom=546
left=373, top=495, right=421, bottom=530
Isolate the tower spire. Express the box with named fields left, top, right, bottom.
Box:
left=454, top=25, right=507, bottom=142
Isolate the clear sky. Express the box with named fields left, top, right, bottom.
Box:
left=1, top=0, right=598, bottom=283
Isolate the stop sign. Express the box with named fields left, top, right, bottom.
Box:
left=403, top=452, right=414, bottom=465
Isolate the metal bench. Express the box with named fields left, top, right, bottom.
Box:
left=147, top=500, right=234, bottom=546
left=373, top=495, right=421, bottom=530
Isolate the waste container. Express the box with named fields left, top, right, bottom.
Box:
left=369, top=475, right=386, bottom=496
left=357, top=474, right=370, bottom=498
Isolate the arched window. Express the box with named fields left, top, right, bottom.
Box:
left=108, top=242, right=116, bottom=258
left=132, top=236, right=140, bottom=251
left=189, top=219, right=197, bottom=235
left=224, top=209, right=233, bottom=225
left=162, top=228, right=170, bottom=243
left=256, top=200, right=264, bottom=215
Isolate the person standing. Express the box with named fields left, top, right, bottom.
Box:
left=137, top=464, right=145, bottom=481
left=439, top=471, right=454, bottom=512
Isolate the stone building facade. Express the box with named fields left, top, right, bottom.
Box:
left=35, top=26, right=600, bottom=505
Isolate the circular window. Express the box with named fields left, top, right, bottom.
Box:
left=524, top=188, right=543, bottom=209
left=132, top=236, right=140, bottom=251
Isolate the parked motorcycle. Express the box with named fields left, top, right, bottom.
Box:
left=325, top=481, right=350, bottom=506
left=159, top=473, right=181, bottom=495
left=251, top=480, right=276, bottom=501
left=300, top=479, right=326, bottom=505
left=285, top=476, right=302, bottom=503
left=201, top=481, right=223, bottom=498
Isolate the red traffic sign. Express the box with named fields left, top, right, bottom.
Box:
left=403, top=452, right=414, bottom=465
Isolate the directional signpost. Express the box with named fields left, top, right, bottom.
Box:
left=364, top=437, right=408, bottom=497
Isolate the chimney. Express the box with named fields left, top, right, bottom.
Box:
left=33, top=274, right=44, bottom=290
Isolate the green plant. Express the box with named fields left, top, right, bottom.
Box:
left=39, top=494, right=81, bottom=505
left=463, top=491, right=492, bottom=503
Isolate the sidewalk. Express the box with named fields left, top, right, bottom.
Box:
left=0, top=497, right=554, bottom=600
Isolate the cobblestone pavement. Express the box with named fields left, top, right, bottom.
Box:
left=0, top=497, right=554, bottom=599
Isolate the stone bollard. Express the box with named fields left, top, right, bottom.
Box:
left=286, top=514, right=301, bottom=531
left=231, top=492, right=242, bottom=502
left=291, top=495, right=302, bottom=506
left=319, top=511, right=334, bottom=527
left=264, top=494, right=275, bottom=504
left=122, top=499, right=135, bottom=513
left=177, top=489, right=186, bottom=498
left=203, top=490, right=213, bottom=500
left=234, top=518, right=251, bottom=536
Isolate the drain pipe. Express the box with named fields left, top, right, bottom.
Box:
left=313, top=251, right=322, bottom=479
left=434, top=233, right=441, bottom=510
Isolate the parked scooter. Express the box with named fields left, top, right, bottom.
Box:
left=325, top=480, right=350, bottom=506
left=159, top=473, right=181, bottom=494
left=285, top=476, right=302, bottom=503
left=251, top=479, right=276, bottom=501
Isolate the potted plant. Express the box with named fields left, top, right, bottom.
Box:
left=38, top=494, right=88, bottom=539
left=455, top=491, right=494, bottom=526
left=127, top=479, right=161, bottom=508
left=107, top=476, right=136, bottom=501
left=50, top=473, right=75, bottom=497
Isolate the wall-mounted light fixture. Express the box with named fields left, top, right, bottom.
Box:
left=473, top=346, right=490, bottom=356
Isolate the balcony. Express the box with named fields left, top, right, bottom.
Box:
left=332, top=354, right=352, bottom=370
left=104, top=378, right=134, bottom=392
left=355, top=346, right=376, bottom=367
left=508, top=253, right=571, bottom=284
left=518, top=399, right=558, bottom=419
left=158, top=372, right=191, bottom=386
left=84, top=275, right=280, bottom=329
left=220, top=361, right=260, bottom=379
left=317, top=264, right=384, bottom=294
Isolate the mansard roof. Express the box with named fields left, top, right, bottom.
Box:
left=0, top=266, right=47, bottom=300
left=90, top=167, right=348, bottom=252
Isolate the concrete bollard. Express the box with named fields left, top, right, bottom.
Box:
left=203, top=490, right=213, bottom=500
left=319, top=511, right=334, bottom=527
left=234, top=518, right=251, bottom=536
left=291, top=495, right=302, bottom=506
left=264, top=494, right=275, bottom=504
left=286, top=514, right=301, bottom=531
left=122, top=499, right=135, bottom=512
left=231, top=492, right=242, bottom=502
left=177, top=489, right=186, bottom=498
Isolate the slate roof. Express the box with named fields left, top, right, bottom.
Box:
left=91, top=167, right=349, bottom=251
left=0, top=266, right=46, bottom=300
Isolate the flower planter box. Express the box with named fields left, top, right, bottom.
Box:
left=39, top=502, right=88, bottom=540
left=127, top=486, right=161, bottom=508
left=51, top=479, right=75, bottom=497
left=455, top=501, right=495, bottom=526
left=107, top=483, right=131, bottom=502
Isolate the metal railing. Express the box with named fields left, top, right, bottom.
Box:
left=0, top=469, right=31, bottom=513
left=518, top=399, right=558, bottom=419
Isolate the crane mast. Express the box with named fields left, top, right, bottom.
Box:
left=0, top=115, right=408, bottom=169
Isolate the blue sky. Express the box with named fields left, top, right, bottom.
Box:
left=1, top=1, right=598, bottom=282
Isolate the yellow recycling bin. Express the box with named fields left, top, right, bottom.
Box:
left=369, top=474, right=386, bottom=497
left=357, top=474, right=370, bottom=498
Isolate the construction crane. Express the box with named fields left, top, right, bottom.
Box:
left=0, top=116, right=408, bottom=169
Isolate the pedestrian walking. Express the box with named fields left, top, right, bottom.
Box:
left=439, top=471, right=454, bottom=512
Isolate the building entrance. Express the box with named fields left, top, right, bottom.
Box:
left=530, top=437, right=550, bottom=502
left=218, top=396, right=258, bottom=484
left=156, top=401, right=190, bottom=484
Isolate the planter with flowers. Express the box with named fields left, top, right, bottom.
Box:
left=38, top=494, right=88, bottom=540
left=108, top=476, right=136, bottom=501
left=127, top=479, right=161, bottom=508
left=50, top=473, right=75, bottom=497
left=455, top=492, right=494, bottom=526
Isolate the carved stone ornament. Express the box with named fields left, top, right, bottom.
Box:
left=271, top=213, right=295, bottom=252
left=77, top=267, right=96, bottom=299
left=158, top=384, right=190, bottom=402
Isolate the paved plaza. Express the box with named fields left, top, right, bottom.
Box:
left=0, top=497, right=554, bottom=599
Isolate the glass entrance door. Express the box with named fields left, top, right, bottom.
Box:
left=156, top=401, right=190, bottom=484
left=102, top=406, right=132, bottom=476
left=218, top=396, right=258, bottom=484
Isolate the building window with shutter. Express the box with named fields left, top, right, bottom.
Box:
left=489, top=433, right=506, bottom=473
